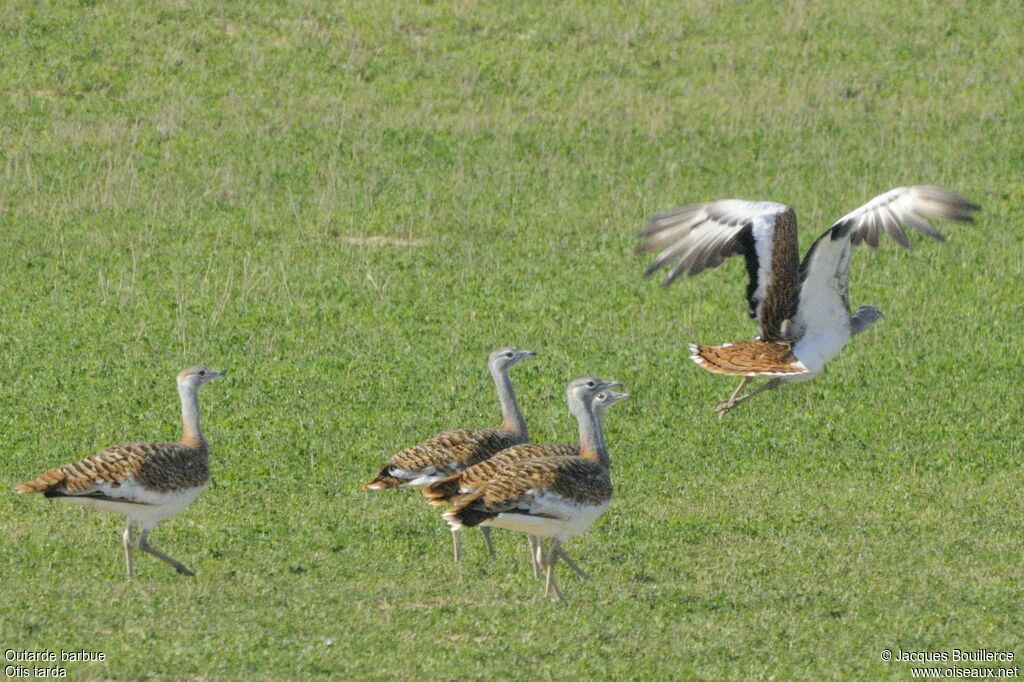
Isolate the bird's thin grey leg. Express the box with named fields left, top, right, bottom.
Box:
left=712, top=374, right=753, bottom=417
left=544, top=540, right=568, bottom=604
left=137, top=528, right=194, bottom=576
left=480, top=527, right=496, bottom=557
left=123, top=519, right=136, bottom=578
left=452, top=529, right=463, bottom=563
left=557, top=547, right=589, bottom=581
left=716, top=377, right=782, bottom=417
left=538, top=539, right=549, bottom=582
left=715, top=376, right=751, bottom=416
left=529, top=536, right=542, bottom=579
left=727, top=376, right=751, bottom=403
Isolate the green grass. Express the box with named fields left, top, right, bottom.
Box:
left=2, top=1, right=1023, bottom=679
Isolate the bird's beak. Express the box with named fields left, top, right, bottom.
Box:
left=517, top=350, right=536, bottom=362
left=601, top=380, right=622, bottom=391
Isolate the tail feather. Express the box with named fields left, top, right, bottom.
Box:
left=362, top=466, right=402, bottom=491
left=689, top=340, right=808, bottom=377
left=15, top=468, right=65, bottom=494
left=443, top=491, right=495, bottom=530
left=422, top=475, right=462, bottom=506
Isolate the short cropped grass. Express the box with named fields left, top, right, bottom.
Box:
left=1, top=1, right=1022, bottom=679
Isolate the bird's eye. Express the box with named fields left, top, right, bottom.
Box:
left=505, top=352, right=514, bottom=358
left=199, top=370, right=206, bottom=376
left=586, top=381, right=595, bottom=387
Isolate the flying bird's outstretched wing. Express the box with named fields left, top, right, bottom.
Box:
left=793, top=186, right=980, bottom=338
left=640, top=200, right=800, bottom=341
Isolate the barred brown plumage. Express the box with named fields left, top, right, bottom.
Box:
left=422, top=443, right=578, bottom=506
left=362, top=347, right=535, bottom=562
left=15, top=366, right=225, bottom=577
left=370, top=427, right=527, bottom=489
left=423, top=389, right=627, bottom=507
left=639, top=186, right=979, bottom=415
left=443, top=378, right=628, bottom=603
left=688, top=340, right=807, bottom=377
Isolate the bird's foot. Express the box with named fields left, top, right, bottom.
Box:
left=714, top=400, right=737, bottom=418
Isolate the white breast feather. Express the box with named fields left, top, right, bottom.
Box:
left=481, top=489, right=610, bottom=541
left=54, top=479, right=207, bottom=527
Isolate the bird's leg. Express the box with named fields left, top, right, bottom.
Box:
left=529, top=536, right=542, bottom=579
left=480, top=527, right=496, bottom=558
left=557, top=547, right=589, bottom=581
left=452, top=529, right=463, bottom=563
left=535, top=537, right=548, bottom=580
left=727, top=376, right=751, bottom=403
left=137, top=529, right=194, bottom=576
left=123, top=519, right=136, bottom=578
left=544, top=540, right=568, bottom=604
left=715, top=377, right=782, bottom=417
left=715, top=376, right=751, bottom=415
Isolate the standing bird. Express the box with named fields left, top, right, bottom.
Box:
left=443, top=377, right=624, bottom=604
left=15, top=366, right=225, bottom=577
left=424, top=383, right=628, bottom=579
left=638, top=186, right=979, bottom=415
left=363, top=347, right=535, bottom=561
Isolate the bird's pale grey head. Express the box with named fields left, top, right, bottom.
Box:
left=593, top=389, right=630, bottom=415
left=566, top=377, right=621, bottom=416
left=176, top=365, right=226, bottom=389
left=488, top=347, right=536, bottom=372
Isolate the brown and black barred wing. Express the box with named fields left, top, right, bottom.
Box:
left=14, top=442, right=208, bottom=501
left=444, top=457, right=611, bottom=528
left=423, top=442, right=581, bottom=505
left=364, top=428, right=526, bottom=490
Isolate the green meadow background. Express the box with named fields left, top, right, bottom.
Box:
left=2, top=1, right=1022, bottom=679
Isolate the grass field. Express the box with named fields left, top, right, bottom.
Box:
left=2, top=1, right=1023, bottom=679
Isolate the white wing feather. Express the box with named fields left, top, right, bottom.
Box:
left=641, top=199, right=788, bottom=284
left=794, top=185, right=978, bottom=338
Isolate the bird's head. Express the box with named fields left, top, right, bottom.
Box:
left=593, top=389, right=630, bottom=415
left=566, top=377, right=621, bottom=416
left=176, top=366, right=226, bottom=390
left=488, top=347, right=536, bottom=373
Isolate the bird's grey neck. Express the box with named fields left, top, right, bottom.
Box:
left=492, top=365, right=527, bottom=438
left=178, top=382, right=206, bottom=450
left=576, top=405, right=609, bottom=468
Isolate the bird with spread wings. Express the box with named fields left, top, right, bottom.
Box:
left=639, top=186, right=980, bottom=415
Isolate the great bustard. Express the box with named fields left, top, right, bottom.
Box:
left=638, top=186, right=979, bottom=415
left=443, top=377, right=625, bottom=604
left=425, top=382, right=627, bottom=579
left=15, top=366, right=225, bottom=577
left=363, top=347, right=534, bottom=561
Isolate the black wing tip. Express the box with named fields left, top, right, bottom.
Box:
left=830, top=219, right=853, bottom=241
left=44, top=489, right=153, bottom=505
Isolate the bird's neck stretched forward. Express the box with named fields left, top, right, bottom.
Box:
left=492, top=363, right=528, bottom=439
left=178, top=381, right=207, bottom=452
left=576, top=404, right=609, bottom=469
